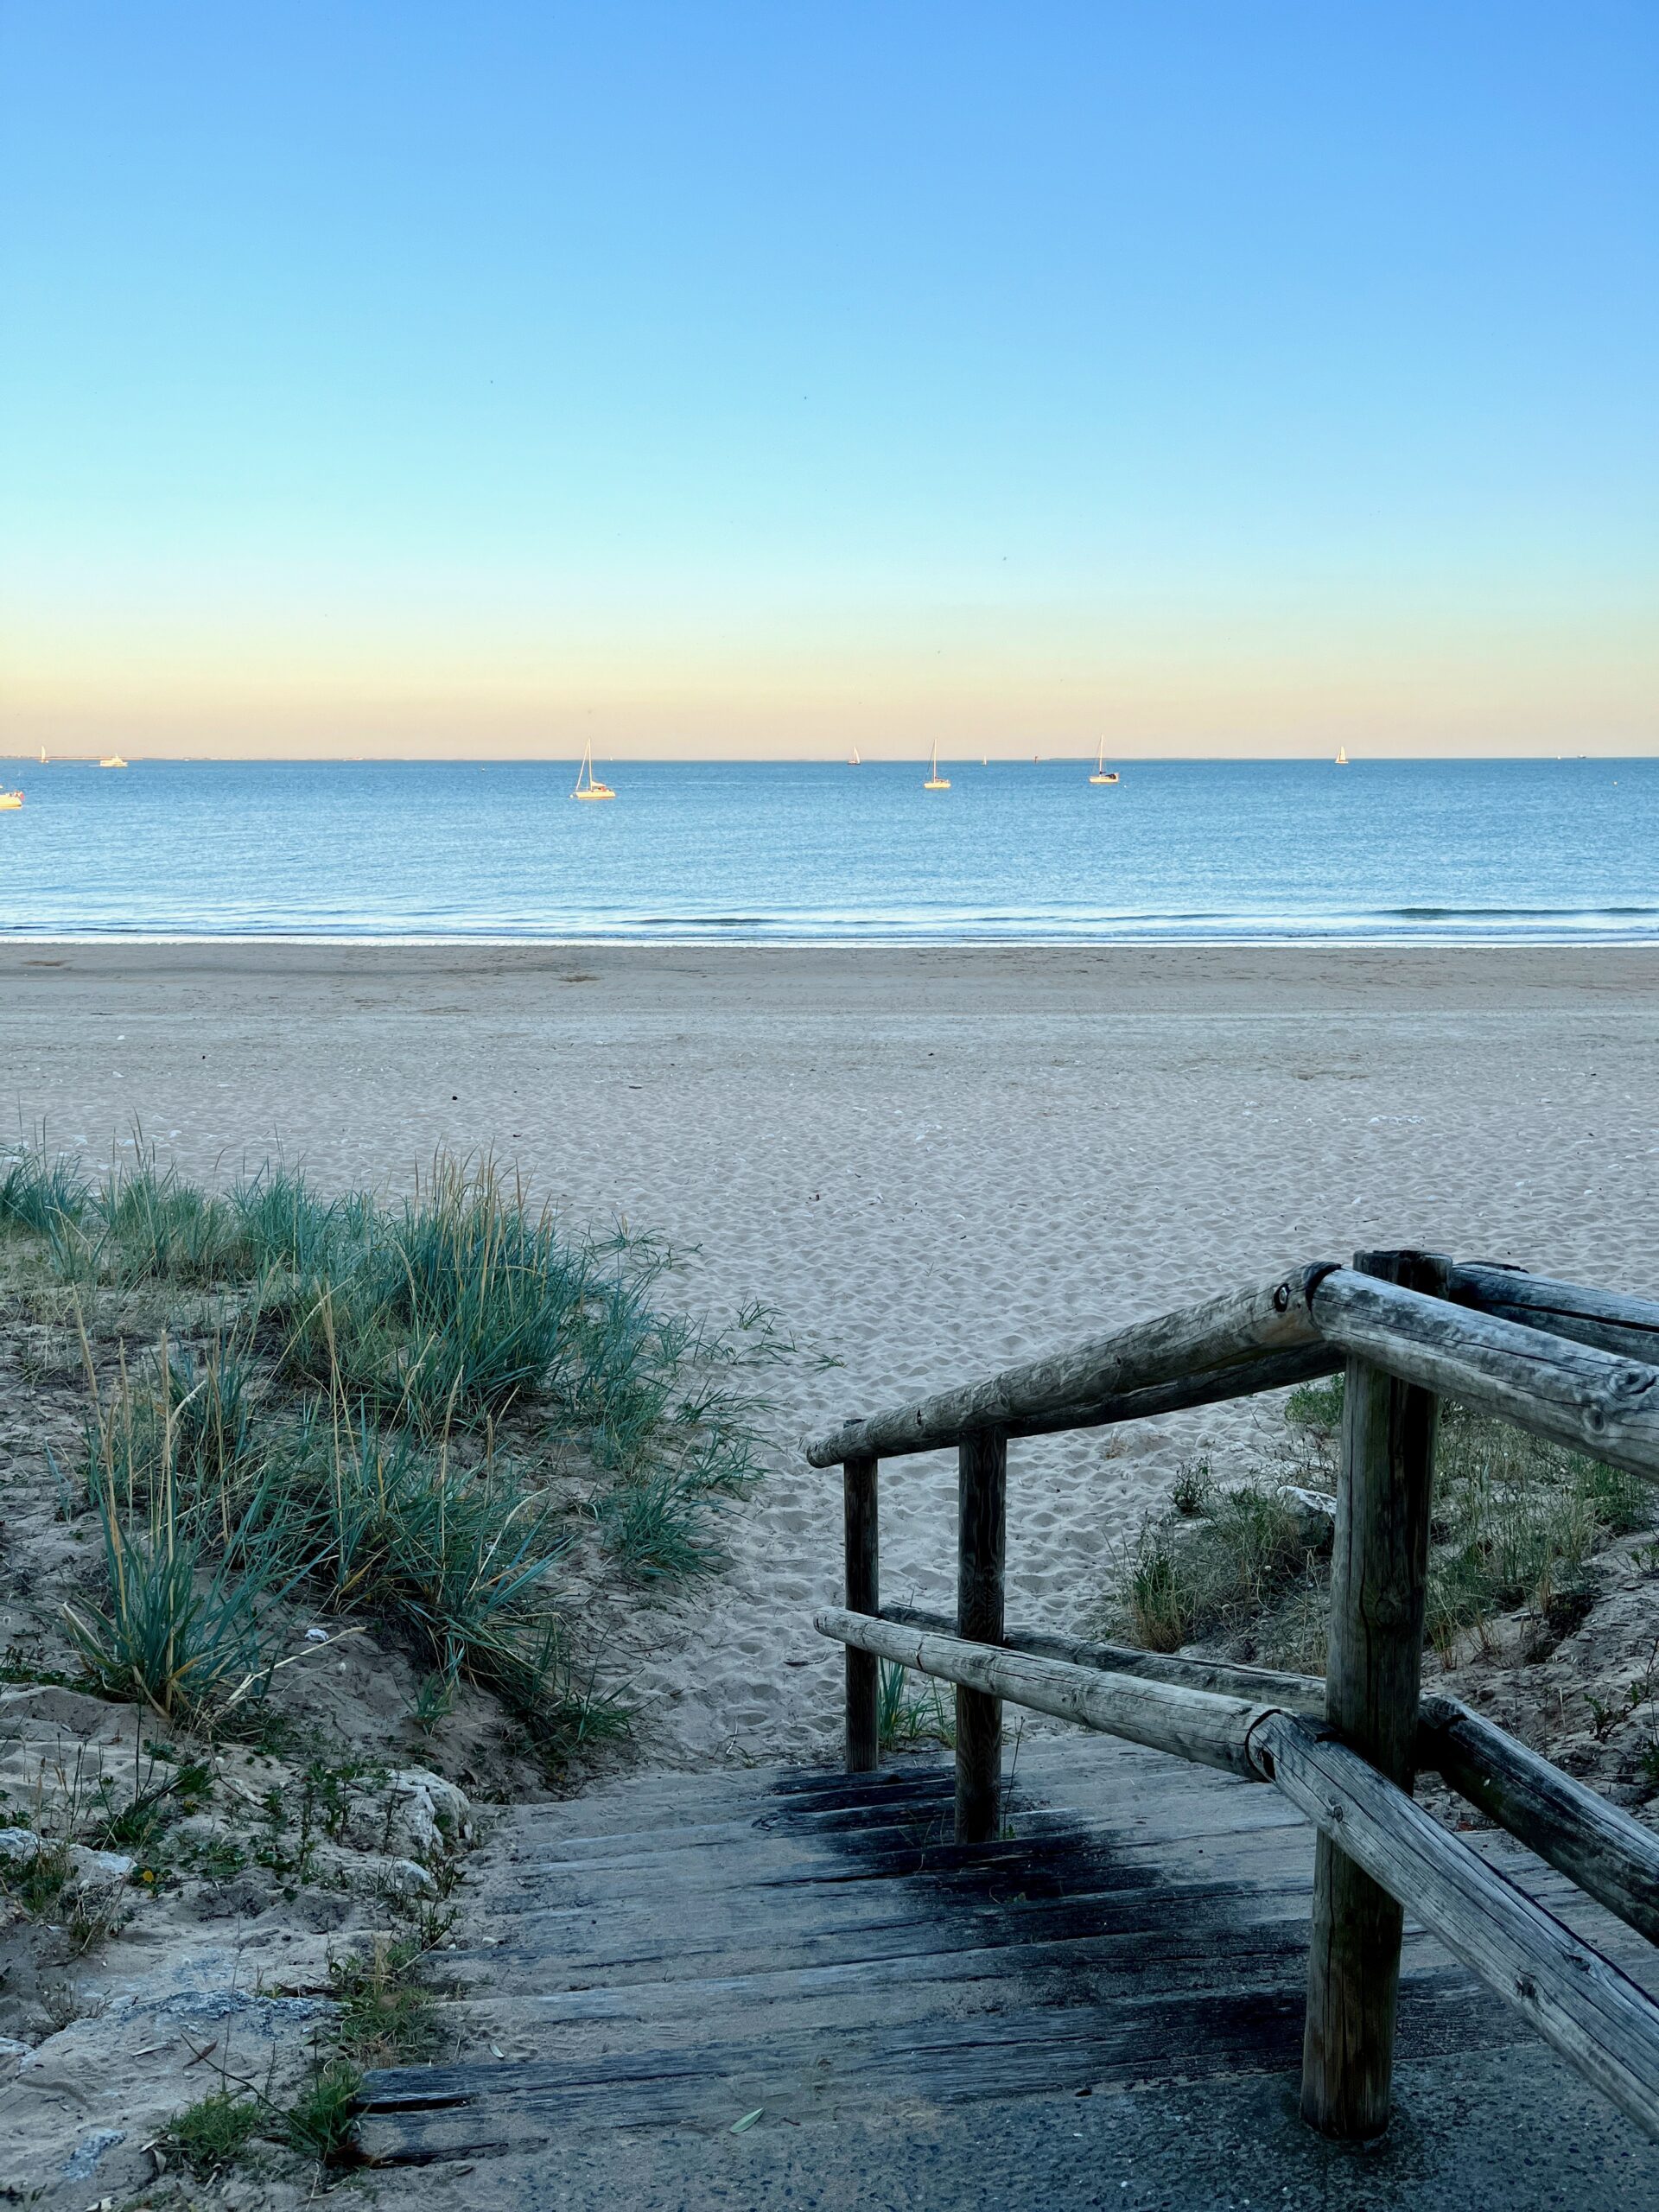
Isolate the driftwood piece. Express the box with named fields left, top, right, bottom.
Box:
left=956, top=1433, right=1007, bottom=1843
left=1451, top=1262, right=1659, bottom=1367
left=814, top=1608, right=1276, bottom=1780
left=1309, top=1268, right=1659, bottom=1484
left=805, top=1267, right=1334, bottom=1466
left=842, top=1455, right=880, bottom=1774
left=1421, top=1694, right=1659, bottom=1948
left=1255, top=1712, right=1659, bottom=2145
left=1303, top=1249, right=1447, bottom=2139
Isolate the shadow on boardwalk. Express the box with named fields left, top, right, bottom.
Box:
left=358, top=1737, right=1659, bottom=2209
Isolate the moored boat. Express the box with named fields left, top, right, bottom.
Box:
left=1089, top=737, right=1119, bottom=785
left=572, top=741, right=615, bottom=800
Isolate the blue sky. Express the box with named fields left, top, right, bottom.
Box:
left=2, top=2, right=1655, bottom=756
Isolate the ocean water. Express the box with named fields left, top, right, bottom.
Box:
left=0, top=757, right=1654, bottom=943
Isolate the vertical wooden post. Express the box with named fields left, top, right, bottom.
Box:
left=956, top=1428, right=1007, bottom=1843
left=1301, top=1248, right=1449, bottom=2139
left=842, top=1454, right=880, bottom=1773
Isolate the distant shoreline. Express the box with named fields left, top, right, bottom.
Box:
left=3, top=928, right=1659, bottom=950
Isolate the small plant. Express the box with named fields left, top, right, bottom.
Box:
left=1100, top=1388, right=1654, bottom=1676
left=599, top=1467, right=723, bottom=1580
left=67, top=1874, right=131, bottom=1954
left=93, top=1153, right=234, bottom=1285
left=83, top=1758, right=213, bottom=1853
left=1108, top=1482, right=1317, bottom=1656
left=1121, top=1529, right=1193, bottom=1653
left=1285, top=1375, right=1344, bottom=1436
left=86, top=1338, right=259, bottom=1517
left=63, top=1461, right=276, bottom=1723
left=1169, top=1457, right=1216, bottom=1517
left=877, top=1658, right=955, bottom=1750
left=406, top=1662, right=459, bottom=1738
left=0, top=1836, right=73, bottom=1918
left=329, top=1933, right=441, bottom=2063
left=283, top=2058, right=363, bottom=2164
left=0, top=1145, right=92, bottom=1235
left=164, top=2089, right=263, bottom=2177
left=1586, top=1694, right=1622, bottom=1742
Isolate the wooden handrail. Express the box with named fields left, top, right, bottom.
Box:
left=1450, top=1262, right=1659, bottom=1366
left=1420, top=1694, right=1659, bottom=1948
left=880, top=1605, right=1659, bottom=1952
left=813, top=1249, right=1659, bottom=2151
left=1255, top=1713, right=1659, bottom=2143
left=809, top=1257, right=1659, bottom=1476
left=1309, top=1268, right=1659, bottom=1483
left=816, top=1611, right=1659, bottom=2141
left=817, top=1608, right=1278, bottom=1779
left=805, top=1265, right=1334, bottom=1465
left=879, top=1604, right=1326, bottom=1708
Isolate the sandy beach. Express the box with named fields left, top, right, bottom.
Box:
left=5, top=941, right=1657, bottom=1765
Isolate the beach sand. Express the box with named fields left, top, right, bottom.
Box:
left=5, top=941, right=1656, bottom=1765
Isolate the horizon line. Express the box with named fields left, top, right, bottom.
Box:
left=5, top=750, right=1656, bottom=767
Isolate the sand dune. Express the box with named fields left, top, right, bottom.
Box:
left=4, top=941, right=1656, bottom=1765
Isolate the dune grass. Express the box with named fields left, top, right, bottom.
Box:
left=4, top=1139, right=775, bottom=1758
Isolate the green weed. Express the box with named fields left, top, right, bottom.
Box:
left=283, top=2059, right=363, bottom=2164
left=329, top=1933, right=441, bottom=2063
left=878, top=1658, right=955, bottom=1749
left=164, top=2090, right=262, bottom=2177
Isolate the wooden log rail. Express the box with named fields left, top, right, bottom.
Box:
left=805, top=1266, right=1341, bottom=1465
left=809, top=1249, right=1659, bottom=2149
left=816, top=1609, right=1659, bottom=2141
left=878, top=1605, right=1659, bottom=1948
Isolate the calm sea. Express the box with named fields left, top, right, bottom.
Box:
left=0, top=757, right=1654, bottom=944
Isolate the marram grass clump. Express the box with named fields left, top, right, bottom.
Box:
left=3, top=1141, right=779, bottom=1757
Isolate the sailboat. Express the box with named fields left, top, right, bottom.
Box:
left=1334, top=746, right=1350, bottom=766
left=572, top=741, right=615, bottom=801
left=38, top=745, right=47, bottom=765
left=1089, top=738, right=1119, bottom=785
left=848, top=746, right=861, bottom=766
left=924, top=739, right=950, bottom=791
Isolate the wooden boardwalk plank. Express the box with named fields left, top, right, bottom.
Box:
left=359, top=1741, right=1656, bottom=2166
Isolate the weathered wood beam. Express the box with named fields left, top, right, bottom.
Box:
left=805, top=1266, right=1335, bottom=1466
left=1302, top=1248, right=1447, bottom=2139
left=817, top=1609, right=1659, bottom=2136
left=1309, top=1268, right=1659, bottom=1484
left=880, top=1604, right=1326, bottom=1712
left=1420, top=1694, right=1659, bottom=1948
left=814, top=1608, right=1276, bottom=1781
left=1451, top=1262, right=1659, bottom=1367
left=842, top=1455, right=880, bottom=1774
left=955, top=1432, right=1007, bottom=1843
left=1255, top=1711, right=1659, bottom=2144
left=994, top=1343, right=1344, bottom=1446
left=881, top=1604, right=1659, bottom=1951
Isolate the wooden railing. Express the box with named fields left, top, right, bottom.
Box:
left=807, top=1249, right=1659, bottom=2143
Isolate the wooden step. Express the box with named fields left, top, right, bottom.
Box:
left=357, top=1743, right=1659, bottom=2166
